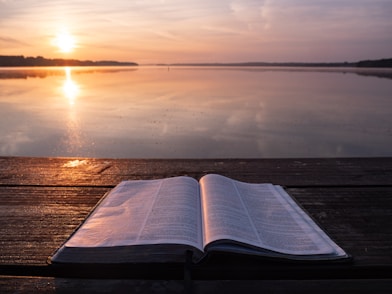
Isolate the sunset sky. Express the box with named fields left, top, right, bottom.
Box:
left=1, top=0, right=391, bottom=64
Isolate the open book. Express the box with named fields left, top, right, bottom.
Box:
left=50, top=174, right=348, bottom=264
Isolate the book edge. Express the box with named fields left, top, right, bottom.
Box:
left=47, top=188, right=113, bottom=265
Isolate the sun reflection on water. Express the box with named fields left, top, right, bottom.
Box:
left=59, top=67, right=89, bottom=156
left=62, top=67, right=80, bottom=105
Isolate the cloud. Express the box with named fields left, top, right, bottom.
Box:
left=1, top=0, right=391, bottom=62
left=201, top=25, right=243, bottom=36
left=0, top=36, right=23, bottom=44
left=229, top=0, right=269, bottom=30
left=0, top=36, right=28, bottom=47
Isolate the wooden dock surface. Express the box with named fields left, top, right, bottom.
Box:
left=0, top=157, right=391, bottom=293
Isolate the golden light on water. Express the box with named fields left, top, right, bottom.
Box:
left=64, top=109, right=84, bottom=154
left=59, top=67, right=87, bottom=157
left=62, top=67, right=80, bottom=105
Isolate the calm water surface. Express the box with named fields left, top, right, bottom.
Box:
left=0, top=66, right=391, bottom=158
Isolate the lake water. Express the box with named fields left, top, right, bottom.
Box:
left=0, top=66, right=391, bottom=158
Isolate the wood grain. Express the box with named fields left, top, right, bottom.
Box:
left=0, top=157, right=391, bottom=283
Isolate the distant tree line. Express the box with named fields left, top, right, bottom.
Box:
left=356, top=58, right=392, bottom=68
left=162, top=62, right=357, bottom=67
left=162, top=58, right=392, bottom=68
left=1, top=55, right=392, bottom=68
left=0, top=55, right=138, bottom=66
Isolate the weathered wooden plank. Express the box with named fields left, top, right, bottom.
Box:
left=1, top=276, right=392, bottom=294
left=0, top=186, right=108, bottom=265
left=289, top=187, right=392, bottom=266
left=1, top=157, right=391, bottom=187
left=0, top=157, right=391, bottom=280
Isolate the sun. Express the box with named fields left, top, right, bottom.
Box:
left=52, top=31, right=76, bottom=53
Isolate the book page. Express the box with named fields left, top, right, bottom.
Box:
left=200, top=174, right=261, bottom=247
left=65, top=176, right=203, bottom=251
left=200, top=174, right=337, bottom=255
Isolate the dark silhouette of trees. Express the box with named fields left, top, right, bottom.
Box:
left=0, top=55, right=138, bottom=66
